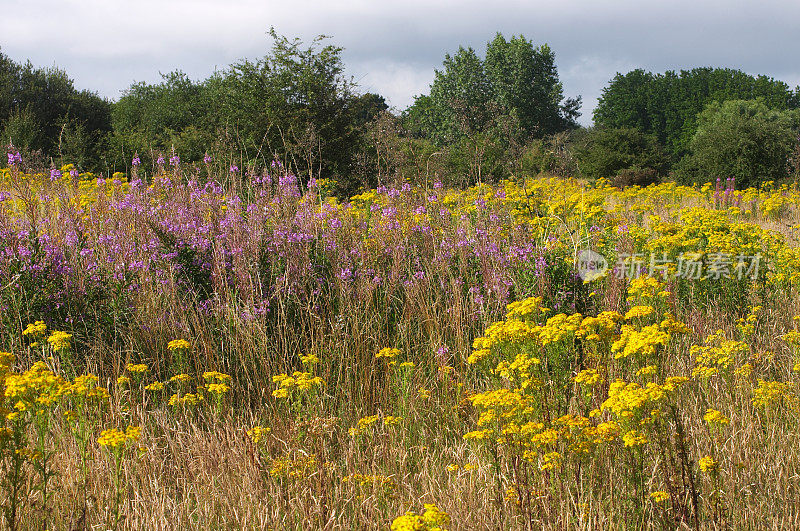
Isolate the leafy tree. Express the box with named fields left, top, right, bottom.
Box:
left=417, top=46, right=494, bottom=145
left=0, top=49, right=112, bottom=170
left=594, top=67, right=800, bottom=157
left=110, top=30, right=373, bottom=193
left=110, top=71, right=218, bottom=170
left=679, top=99, right=800, bottom=188
left=219, top=28, right=360, bottom=180
left=407, top=33, right=579, bottom=148
left=484, top=34, right=580, bottom=138
left=349, top=92, right=388, bottom=130
left=574, top=127, right=669, bottom=182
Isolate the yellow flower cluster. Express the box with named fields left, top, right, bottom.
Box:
left=612, top=324, right=669, bottom=360
left=167, top=339, right=191, bottom=351
left=269, top=453, right=329, bottom=480
left=46, top=330, right=72, bottom=352
left=271, top=371, right=325, bottom=399
left=349, top=414, right=381, bottom=437
left=390, top=504, right=451, bottom=531
left=98, top=426, right=141, bottom=448
left=376, top=348, right=401, bottom=359
left=22, top=321, right=47, bottom=338
left=691, top=331, right=748, bottom=379
left=752, top=379, right=796, bottom=408
left=246, top=426, right=271, bottom=445
left=126, top=363, right=148, bottom=375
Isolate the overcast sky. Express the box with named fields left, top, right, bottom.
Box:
left=2, top=0, right=799, bottom=126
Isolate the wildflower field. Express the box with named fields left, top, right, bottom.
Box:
left=2, top=157, right=800, bottom=529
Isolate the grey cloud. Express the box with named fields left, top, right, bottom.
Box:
left=2, top=0, right=799, bottom=126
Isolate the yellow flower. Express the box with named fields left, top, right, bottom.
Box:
left=376, top=347, right=401, bottom=359
left=202, top=371, right=232, bottom=383
left=540, top=451, right=562, bottom=471
left=624, top=305, right=655, bottom=320
left=207, top=382, right=230, bottom=396
left=98, top=426, right=141, bottom=448
left=703, top=408, right=730, bottom=427
left=272, top=388, right=289, bottom=399
left=144, top=381, right=164, bottom=392
left=650, top=491, right=670, bottom=503
left=46, top=330, right=72, bottom=352
left=699, top=455, right=717, bottom=473
left=384, top=415, right=403, bottom=426
left=168, top=392, right=203, bottom=407
left=636, top=365, right=657, bottom=377
left=167, top=339, right=191, bottom=351
left=247, top=426, right=271, bottom=445
left=622, top=430, right=648, bottom=447
left=22, top=321, right=47, bottom=337
left=126, top=363, right=148, bottom=374
left=300, top=353, right=319, bottom=366
left=574, top=368, right=602, bottom=385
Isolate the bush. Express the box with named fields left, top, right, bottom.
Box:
left=609, top=167, right=660, bottom=188
left=678, top=99, right=800, bottom=189
left=574, top=127, right=669, bottom=182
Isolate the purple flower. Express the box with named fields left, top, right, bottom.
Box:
left=70, top=168, right=79, bottom=179
left=433, top=180, right=443, bottom=190
left=156, top=155, right=165, bottom=165
left=132, top=154, right=141, bottom=167
left=170, top=155, right=180, bottom=166
left=50, top=168, right=62, bottom=181
left=7, top=152, right=21, bottom=166
left=203, top=153, right=212, bottom=164
left=230, top=164, right=239, bottom=173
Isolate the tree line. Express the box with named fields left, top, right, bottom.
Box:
left=2, top=30, right=800, bottom=192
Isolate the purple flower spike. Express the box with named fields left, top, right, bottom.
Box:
left=156, top=155, right=165, bottom=165
left=50, top=168, right=62, bottom=181
left=230, top=164, right=239, bottom=173
left=203, top=154, right=212, bottom=164
left=132, top=154, right=141, bottom=167
left=170, top=155, right=180, bottom=166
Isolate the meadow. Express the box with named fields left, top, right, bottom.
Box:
left=1, top=155, right=800, bottom=529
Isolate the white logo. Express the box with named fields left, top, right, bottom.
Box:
left=576, top=249, right=608, bottom=281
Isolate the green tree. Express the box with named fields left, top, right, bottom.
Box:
left=407, top=33, right=579, bottom=147
left=574, top=127, right=669, bottom=182
left=219, top=29, right=359, bottom=178
left=484, top=33, right=580, bottom=138
left=594, top=67, right=800, bottom=158
left=0, top=49, right=112, bottom=170
left=680, top=99, right=800, bottom=188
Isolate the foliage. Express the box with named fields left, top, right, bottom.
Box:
left=594, top=67, right=800, bottom=157
left=574, top=127, right=669, bottom=183
left=406, top=33, right=580, bottom=148
left=678, top=99, right=800, bottom=188
left=0, top=49, right=112, bottom=170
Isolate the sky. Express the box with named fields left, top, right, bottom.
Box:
left=2, top=0, right=799, bottom=126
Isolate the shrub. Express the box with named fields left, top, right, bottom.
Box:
left=574, top=127, right=669, bottom=182
left=678, top=99, right=800, bottom=188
